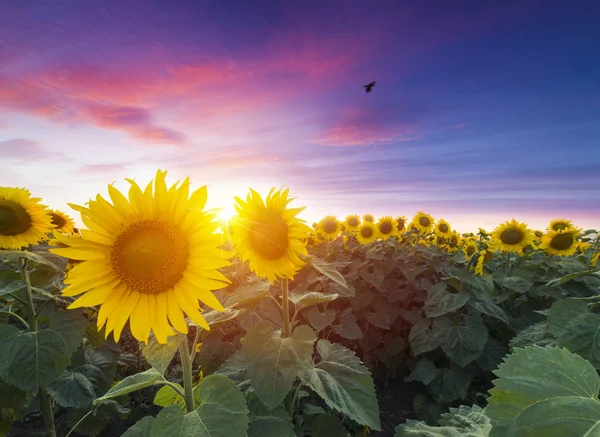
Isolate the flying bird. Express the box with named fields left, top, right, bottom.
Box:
left=363, top=81, right=376, bottom=93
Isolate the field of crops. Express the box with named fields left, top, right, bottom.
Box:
left=1, top=171, right=600, bottom=437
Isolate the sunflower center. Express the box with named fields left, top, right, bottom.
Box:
left=500, top=229, right=524, bottom=245
left=552, top=223, right=568, bottom=231
left=467, top=245, right=476, bottom=256
left=438, top=223, right=449, bottom=233
left=0, top=201, right=32, bottom=236
left=550, top=233, right=575, bottom=251
left=50, top=212, right=67, bottom=229
left=360, top=226, right=374, bottom=239
left=348, top=217, right=359, bottom=227
left=397, top=220, right=405, bottom=231
left=379, top=222, right=393, bottom=234
left=111, top=220, right=189, bottom=294
left=419, top=217, right=430, bottom=227
left=323, top=219, right=338, bottom=234
left=248, top=211, right=289, bottom=260
left=364, top=216, right=374, bottom=223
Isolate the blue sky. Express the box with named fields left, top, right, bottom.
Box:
left=1, top=0, right=598, bottom=231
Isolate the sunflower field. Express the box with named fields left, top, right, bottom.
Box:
left=1, top=171, right=600, bottom=437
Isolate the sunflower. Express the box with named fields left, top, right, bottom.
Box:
left=591, top=252, right=600, bottom=267
left=474, top=250, right=488, bottom=275
left=447, top=231, right=461, bottom=252
left=49, top=209, right=75, bottom=234
left=356, top=222, right=378, bottom=245
left=540, top=230, right=579, bottom=257
left=363, top=214, right=375, bottom=223
left=491, top=219, right=535, bottom=254
left=0, top=187, right=53, bottom=249
left=230, top=187, right=311, bottom=283
left=344, top=215, right=361, bottom=232
left=576, top=241, right=592, bottom=253
left=318, top=216, right=341, bottom=240
left=464, top=241, right=478, bottom=259
left=395, top=216, right=407, bottom=233
left=376, top=216, right=397, bottom=240
left=547, top=218, right=576, bottom=233
left=412, top=211, right=434, bottom=234
left=434, top=219, right=452, bottom=238
left=50, top=170, right=230, bottom=344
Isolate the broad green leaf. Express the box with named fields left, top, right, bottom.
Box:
left=548, top=298, right=600, bottom=368
left=224, top=281, right=271, bottom=308
left=288, top=291, right=339, bottom=310
left=39, top=306, right=87, bottom=357
left=154, top=384, right=186, bottom=409
left=85, top=322, right=106, bottom=349
left=150, top=375, right=249, bottom=437
left=84, top=345, right=119, bottom=386
left=366, top=311, right=391, bottom=330
left=424, top=282, right=470, bottom=318
left=0, top=281, right=24, bottom=297
left=360, top=259, right=395, bottom=288
left=333, top=314, right=363, bottom=340
left=509, top=321, right=556, bottom=349
left=486, top=346, right=600, bottom=437
left=242, top=322, right=316, bottom=409
left=47, top=370, right=96, bottom=408
left=2, top=329, right=69, bottom=391
left=468, top=297, right=509, bottom=325
left=307, top=308, right=336, bottom=332
left=121, top=416, right=155, bottom=437
left=0, top=250, right=63, bottom=270
left=214, top=349, right=248, bottom=384
left=399, top=264, right=429, bottom=283
left=498, top=276, right=532, bottom=294
left=407, top=358, right=439, bottom=385
left=94, top=368, right=162, bottom=403
left=476, top=338, right=508, bottom=372
left=408, top=319, right=439, bottom=356
left=312, top=415, right=347, bottom=437
left=308, top=256, right=350, bottom=290
left=0, top=381, right=35, bottom=410
left=432, top=311, right=488, bottom=367
left=246, top=391, right=294, bottom=437
left=427, top=366, right=471, bottom=404
left=300, top=340, right=381, bottom=431
left=543, top=269, right=600, bottom=288
left=141, top=333, right=184, bottom=375
left=0, top=323, right=20, bottom=374
left=395, top=405, right=491, bottom=436
left=197, top=330, right=238, bottom=374
left=201, top=307, right=245, bottom=329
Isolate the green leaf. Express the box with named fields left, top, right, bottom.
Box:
left=288, top=291, right=339, bottom=310
left=367, top=311, right=391, bottom=330
left=509, top=321, right=556, bottom=349
left=0, top=323, right=20, bottom=374
left=409, top=319, right=439, bottom=356
left=543, top=269, right=600, bottom=288
left=476, top=338, right=508, bottom=372
left=307, top=307, right=336, bottom=333
left=486, top=346, right=600, bottom=437
left=0, top=281, right=24, bottom=297
left=308, top=256, right=350, bottom=290
left=121, top=416, right=155, bottom=437
left=468, top=297, right=509, bottom=325
left=312, top=415, right=348, bottom=437
left=154, top=384, right=185, bottom=409
left=197, top=330, right=238, bottom=374
left=246, top=391, right=294, bottom=437
left=300, top=339, right=381, bottom=431
left=85, top=323, right=106, bottom=349
left=425, top=282, right=470, bottom=318
left=94, top=368, right=162, bottom=403
left=548, top=298, right=600, bottom=368
left=395, top=405, right=491, bottom=436
left=360, top=259, right=395, bottom=289
left=432, top=311, right=488, bottom=367
left=0, top=251, right=64, bottom=270
left=427, top=366, right=471, bottom=404
left=39, top=306, right=87, bottom=357
left=141, top=333, right=184, bottom=375
left=150, top=374, right=248, bottom=437
left=333, top=314, right=363, bottom=340
left=47, top=370, right=96, bottom=408
left=201, top=307, right=245, bottom=329
left=214, top=350, right=248, bottom=385
left=407, top=358, right=439, bottom=385
left=2, top=329, right=69, bottom=391
left=498, top=276, right=532, bottom=294
left=242, top=322, right=316, bottom=409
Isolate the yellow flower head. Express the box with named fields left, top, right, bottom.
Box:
left=434, top=219, right=452, bottom=237
left=49, top=209, right=75, bottom=234
left=0, top=187, right=53, bottom=249
left=344, top=215, right=361, bottom=231
left=576, top=241, right=592, bottom=253
left=376, top=216, right=397, bottom=240
left=395, top=216, right=407, bottom=233
left=231, top=187, right=311, bottom=283
left=474, top=250, right=488, bottom=275
left=540, top=229, right=580, bottom=257
left=50, top=170, right=230, bottom=344
left=318, top=216, right=341, bottom=240
left=547, top=218, right=577, bottom=233
left=412, top=211, right=434, bottom=234
left=362, top=214, right=375, bottom=223
left=591, top=252, right=600, bottom=267
left=356, top=222, right=378, bottom=245
left=464, top=241, right=478, bottom=259
left=491, top=219, right=535, bottom=254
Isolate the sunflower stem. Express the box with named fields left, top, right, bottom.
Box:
left=19, top=257, right=56, bottom=437
left=281, top=278, right=291, bottom=338
left=2, top=311, right=30, bottom=330
left=505, top=252, right=511, bottom=277
left=179, top=341, right=196, bottom=413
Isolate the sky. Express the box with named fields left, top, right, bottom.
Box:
left=1, top=0, right=599, bottom=232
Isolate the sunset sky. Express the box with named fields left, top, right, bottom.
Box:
left=1, top=1, right=599, bottom=232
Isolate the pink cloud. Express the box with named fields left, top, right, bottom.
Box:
left=0, top=138, right=64, bottom=162
left=73, top=163, right=130, bottom=175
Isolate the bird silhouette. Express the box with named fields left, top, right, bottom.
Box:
left=363, top=81, right=376, bottom=93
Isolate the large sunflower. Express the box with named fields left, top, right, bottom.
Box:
left=344, top=215, right=361, bottom=232
left=547, top=218, right=576, bottom=233
left=356, top=222, right=378, bottom=245
left=230, top=188, right=311, bottom=283
left=540, top=230, right=579, bottom=257
left=363, top=214, right=375, bottom=223
left=0, top=187, right=53, bottom=249
left=49, top=209, right=75, bottom=234
left=433, top=219, right=452, bottom=238
left=412, top=211, right=434, bottom=234
left=376, top=216, right=397, bottom=240
left=50, top=170, right=230, bottom=344
left=318, top=215, right=341, bottom=240
left=464, top=241, right=478, bottom=259
left=395, top=216, right=407, bottom=233
left=491, top=219, right=535, bottom=253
